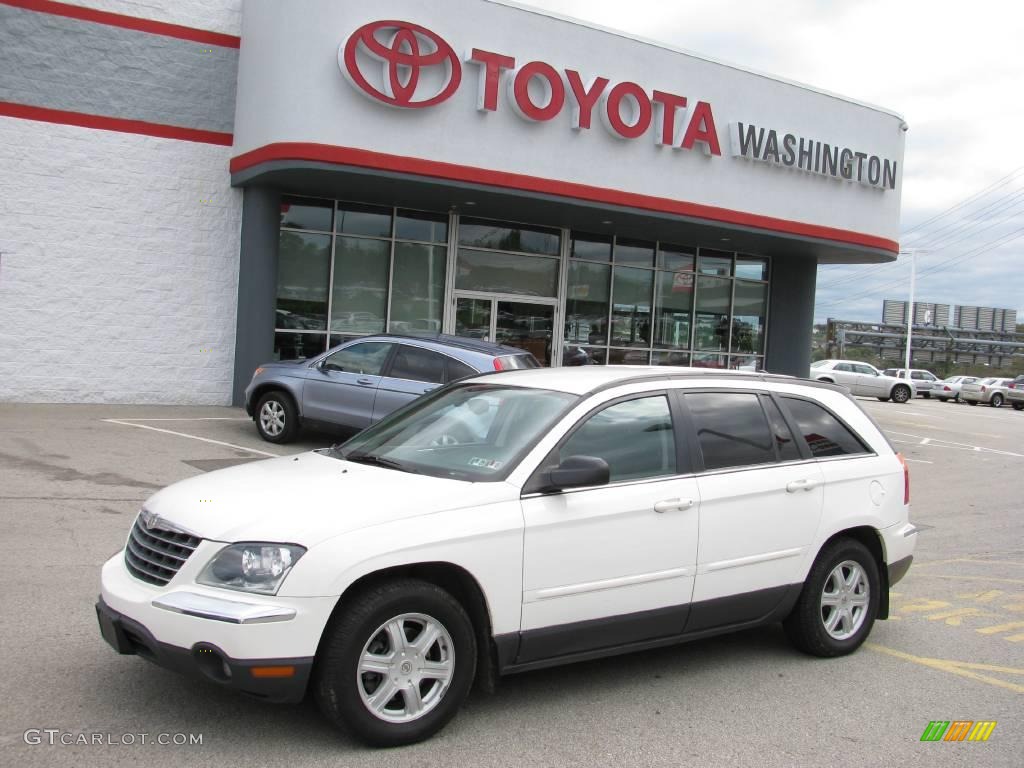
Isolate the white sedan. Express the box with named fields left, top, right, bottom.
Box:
left=809, top=360, right=915, bottom=403
left=934, top=375, right=978, bottom=403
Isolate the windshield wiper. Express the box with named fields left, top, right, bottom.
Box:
left=343, top=452, right=419, bottom=474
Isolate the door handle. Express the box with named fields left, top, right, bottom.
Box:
left=654, top=498, right=694, bottom=513
left=356, top=378, right=376, bottom=386
left=785, top=479, right=819, bottom=493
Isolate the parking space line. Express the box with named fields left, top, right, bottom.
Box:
left=110, top=417, right=250, bottom=422
left=904, top=458, right=934, bottom=464
left=866, top=643, right=1024, bottom=694
left=887, top=431, right=1024, bottom=458
left=103, top=419, right=281, bottom=458
left=927, top=574, right=1024, bottom=586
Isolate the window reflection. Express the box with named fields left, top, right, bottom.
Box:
left=731, top=281, right=767, bottom=354
left=389, top=243, right=446, bottom=335
left=276, top=231, right=330, bottom=330
left=565, top=261, right=610, bottom=345
left=694, top=275, right=731, bottom=351
left=330, top=237, right=389, bottom=334
left=610, top=266, right=652, bottom=346
left=654, top=270, right=693, bottom=349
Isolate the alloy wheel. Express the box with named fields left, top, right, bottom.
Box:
left=356, top=613, right=455, bottom=724
left=259, top=400, right=286, bottom=436
left=820, top=560, right=870, bottom=641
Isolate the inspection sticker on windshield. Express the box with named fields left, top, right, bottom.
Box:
left=468, top=457, right=503, bottom=470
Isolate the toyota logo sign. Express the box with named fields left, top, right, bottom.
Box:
left=341, top=20, right=462, bottom=108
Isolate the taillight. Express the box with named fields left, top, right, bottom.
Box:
left=1010, top=383, right=1017, bottom=389
left=943, top=385, right=951, bottom=391
left=492, top=358, right=504, bottom=371
left=981, top=385, right=987, bottom=392
left=897, top=453, right=910, bottom=505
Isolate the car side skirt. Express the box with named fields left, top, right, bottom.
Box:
left=496, top=583, right=802, bottom=675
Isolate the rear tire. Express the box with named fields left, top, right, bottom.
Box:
left=784, top=538, right=880, bottom=657
left=967, top=400, right=978, bottom=406
left=937, top=398, right=948, bottom=403
left=891, top=385, right=912, bottom=404
left=991, top=393, right=1004, bottom=408
left=314, top=579, right=476, bottom=747
left=255, top=391, right=298, bottom=443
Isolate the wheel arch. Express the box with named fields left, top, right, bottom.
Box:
left=815, top=526, right=890, bottom=619
left=315, top=561, right=499, bottom=692
left=250, top=382, right=303, bottom=421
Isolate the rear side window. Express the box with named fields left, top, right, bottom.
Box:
left=687, top=392, right=775, bottom=471
left=782, top=398, right=869, bottom=458
left=559, top=395, right=676, bottom=482
left=446, top=358, right=477, bottom=382
left=387, top=345, right=446, bottom=384
left=497, top=354, right=540, bottom=370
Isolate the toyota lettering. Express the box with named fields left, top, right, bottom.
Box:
left=340, top=19, right=721, bottom=154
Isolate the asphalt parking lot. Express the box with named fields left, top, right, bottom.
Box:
left=1, top=395, right=1022, bottom=767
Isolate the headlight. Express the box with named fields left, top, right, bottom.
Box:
left=197, top=543, right=306, bottom=595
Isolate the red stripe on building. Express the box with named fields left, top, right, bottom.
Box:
left=1, top=0, right=240, bottom=48
left=231, top=142, right=900, bottom=254
left=0, top=101, right=233, bottom=145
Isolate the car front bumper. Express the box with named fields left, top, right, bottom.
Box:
left=98, top=552, right=338, bottom=703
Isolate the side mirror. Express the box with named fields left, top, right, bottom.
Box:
left=546, top=455, right=610, bottom=491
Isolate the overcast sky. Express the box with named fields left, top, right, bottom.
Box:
left=524, top=0, right=1024, bottom=324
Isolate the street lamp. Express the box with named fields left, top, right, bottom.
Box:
left=899, top=249, right=928, bottom=371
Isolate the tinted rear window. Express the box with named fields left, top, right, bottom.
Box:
left=687, top=392, right=776, bottom=471
left=782, top=397, right=869, bottom=458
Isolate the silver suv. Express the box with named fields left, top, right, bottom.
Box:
left=244, top=335, right=539, bottom=442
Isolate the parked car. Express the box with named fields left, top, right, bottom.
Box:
left=809, top=360, right=915, bottom=403
left=98, top=367, right=916, bottom=746
left=1003, top=375, right=1024, bottom=411
left=933, top=375, right=979, bottom=403
left=882, top=368, right=941, bottom=398
left=245, top=334, right=540, bottom=442
left=959, top=377, right=1014, bottom=407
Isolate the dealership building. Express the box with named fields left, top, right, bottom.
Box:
left=0, top=0, right=905, bottom=405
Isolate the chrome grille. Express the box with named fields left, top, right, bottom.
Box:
left=124, top=516, right=201, bottom=586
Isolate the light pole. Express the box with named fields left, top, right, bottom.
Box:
left=899, top=249, right=927, bottom=371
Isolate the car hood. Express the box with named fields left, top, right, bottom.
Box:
left=141, top=452, right=516, bottom=546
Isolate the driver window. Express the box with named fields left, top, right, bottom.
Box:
left=557, top=396, right=676, bottom=483
left=854, top=365, right=877, bottom=376
left=322, top=342, right=392, bottom=374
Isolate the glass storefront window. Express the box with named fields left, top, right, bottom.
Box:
left=330, top=236, right=389, bottom=334
left=274, top=332, right=326, bottom=361
left=652, top=350, right=691, bottom=366
left=455, top=249, right=559, bottom=296
left=280, top=196, right=332, bottom=231
left=609, top=348, right=650, bottom=365
left=694, top=275, right=731, bottom=351
left=572, top=233, right=612, bottom=262
left=654, top=270, right=693, bottom=349
left=658, top=243, right=696, bottom=272
left=336, top=202, right=392, bottom=238
left=455, top=297, right=491, bottom=339
left=610, top=266, right=653, bottom=346
left=396, top=210, right=448, bottom=243
left=731, top=281, right=768, bottom=354
left=735, top=255, right=769, bottom=281
left=698, top=249, right=733, bottom=277
left=565, top=261, right=610, bottom=345
left=729, top=355, right=762, bottom=371
left=276, top=231, right=330, bottom=330
left=389, top=243, right=446, bottom=335
left=579, top=347, right=608, bottom=365
left=692, top=353, right=727, bottom=368
left=614, top=238, right=655, bottom=267
left=459, top=219, right=561, bottom=255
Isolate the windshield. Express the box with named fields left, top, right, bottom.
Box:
left=332, top=383, right=576, bottom=481
left=810, top=360, right=828, bottom=368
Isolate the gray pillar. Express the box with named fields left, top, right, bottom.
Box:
left=232, top=186, right=280, bottom=405
left=764, top=257, right=817, bottom=376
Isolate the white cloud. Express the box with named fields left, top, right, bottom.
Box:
left=521, top=0, right=1024, bottom=323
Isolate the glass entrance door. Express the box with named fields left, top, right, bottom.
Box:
left=455, top=296, right=556, bottom=366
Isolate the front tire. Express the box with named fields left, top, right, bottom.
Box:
left=784, top=538, right=880, bottom=657
left=991, top=393, right=1004, bottom=408
left=255, top=391, right=298, bottom=443
left=314, top=579, right=476, bottom=747
left=1012, top=402, right=1024, bottom=411
left=891, top=385, right=912, bottom=404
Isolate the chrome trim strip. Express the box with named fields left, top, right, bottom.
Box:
left=526, top=566, right=693, bottom=602
left=700, top=547, right=804, bottom=574
left=152, top=592, right=296, bottom=624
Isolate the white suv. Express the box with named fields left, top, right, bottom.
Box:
left=97, top=367, right=917, bottom=746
